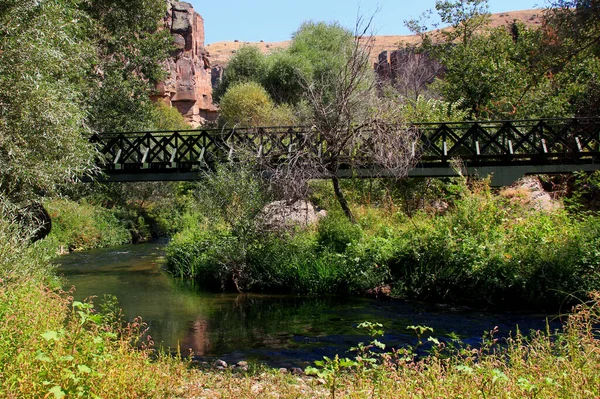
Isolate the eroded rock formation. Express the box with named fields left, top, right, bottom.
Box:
left=375, top=49, right=443, bottom=98
left=154, top=1, right=218, bottom=126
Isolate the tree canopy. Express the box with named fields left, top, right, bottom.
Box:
left=0, top=0, right=174, bottom=204
left=405, top=0, right=600, bottom=119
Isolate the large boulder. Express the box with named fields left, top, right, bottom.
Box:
left=500, top=176, right=562, bottom=212
left=257, top=200, right=326, bottom=231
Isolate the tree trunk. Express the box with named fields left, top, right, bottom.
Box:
left=331, top=175, right=355, bottom=223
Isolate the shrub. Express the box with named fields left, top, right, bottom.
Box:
left=389, top=181, right=600, bottom=309
left=149, top=101, right=191, bottom=131
left=43, top=199, right=131, bottom=252
left=219, top=81, right=275, bottom=127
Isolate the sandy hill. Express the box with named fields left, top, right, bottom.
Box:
left=205, top=9, right=543, bottom=68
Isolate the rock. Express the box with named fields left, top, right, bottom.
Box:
left=278, top=367, right=288, bottom=374
left=236, top=361, right=249, bottom=371
left=500, top=176, right=562, bottom=212
left=213, top=359, right=227, bottom=369
left=211, top=65, right=224, bottom=88
left=365, top=284, right=392, bottom=299
left=154, top=1, right=218, bottom=125
left=172, top=33, right=186, bottom=51
left=257, top=200, right=327, bottom=231
left=290, top=367, right=305, bottom=376
left=172, top=10, right=192, bottom=34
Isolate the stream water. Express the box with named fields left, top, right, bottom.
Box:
left=55, top=240, right=561, bottom=368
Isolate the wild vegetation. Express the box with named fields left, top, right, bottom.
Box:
left=166, top=166, right=600, bottom=310
left=3, top=234, right=600, bottom=397
left=1, top=0, right=600, bottom=397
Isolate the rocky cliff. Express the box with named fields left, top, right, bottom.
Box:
left=153, top=1, right=218, bottom=126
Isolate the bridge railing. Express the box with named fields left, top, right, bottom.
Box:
left=414, top=118, right=600, bottom=165
left=89, top=118, right=600, bottom=174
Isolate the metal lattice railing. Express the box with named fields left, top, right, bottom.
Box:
left=89, top=118, right=600, bottom=175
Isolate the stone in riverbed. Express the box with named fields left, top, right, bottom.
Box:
left=213, top=359, right=227, bottom=369
left=236, top=361, right=249, bottom=371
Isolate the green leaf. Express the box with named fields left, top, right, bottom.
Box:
left=42, top=330, right=60, bottom=341
left=455, top=365, right=474, bottom=374
left=77, top=364, right=92, bottom=374
left=35, top=351, right=52, bottom=363
left=48, top=386, right=66, bottom=399
left=372, top=339, right=386, bottom=350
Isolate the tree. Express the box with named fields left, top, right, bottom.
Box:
left=405, top=0, right=594, bottom=119
left=0, top=0, right=95, bottom=203
left=212, top=46, right=267, bottom=103
left=83, top=0, right=173, bottom=133
left=0, top=0, right=176, bottom=242
left=542, top=0, right=600, bottom=117
left=262, top=20, right=418, bottom=221
left=263, top=51, right=308, bottom=105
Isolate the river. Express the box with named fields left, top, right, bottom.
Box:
left=55, top=240, right=561, bottom=368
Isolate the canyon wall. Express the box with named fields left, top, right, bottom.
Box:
left=153, top=1, right=218, bottom=126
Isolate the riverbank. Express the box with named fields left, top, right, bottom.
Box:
left=2, top=276, right=600, bottom=397
left=166, top=172, right=600, bottom=311
left=2, top=194, right=600, bottom=397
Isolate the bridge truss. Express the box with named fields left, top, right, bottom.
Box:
left=89, top=118, right=600, bottom=186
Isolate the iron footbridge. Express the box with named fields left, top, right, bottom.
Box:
left=89, top=118, right=600, bottom=186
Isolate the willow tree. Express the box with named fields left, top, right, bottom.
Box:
left=0, top=0, right=96, bottom=203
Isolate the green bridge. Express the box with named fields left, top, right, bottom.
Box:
left=90, top=118, right=600, bottom=186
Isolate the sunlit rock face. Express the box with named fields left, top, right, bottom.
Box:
left=154, top=1, right=218, bottom=127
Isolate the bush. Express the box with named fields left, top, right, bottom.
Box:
left=149, top=101, right=191, bottom=131
left=389, top=182, right=600, bottom=309
left=43, top=199, right=131, bottom=252
left=317, top=212, right=363, bottom=253
left=219, top=81, right=275, bottom=127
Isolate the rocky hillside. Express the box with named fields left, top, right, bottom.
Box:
left=156, top=5, right=542, bottom=125
left=205, top=10, right=543, bottom=69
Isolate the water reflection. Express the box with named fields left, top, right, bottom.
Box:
left=55, top=241, right=560, bottom=368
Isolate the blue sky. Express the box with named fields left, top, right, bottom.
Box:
left=188, top=0, right=544, bottom=44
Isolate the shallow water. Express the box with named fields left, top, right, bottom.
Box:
left=55, top=240, right=561, bottom=368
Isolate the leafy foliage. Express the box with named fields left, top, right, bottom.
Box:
left=405, top=0, right=600, bottom=119
left=213, top=46, right=267, bottom=102
left=0, top=0, right=96, bottom=202
left=219, top=81, right=277, bottom=127
left=0, top=0, right=174, bottom=207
